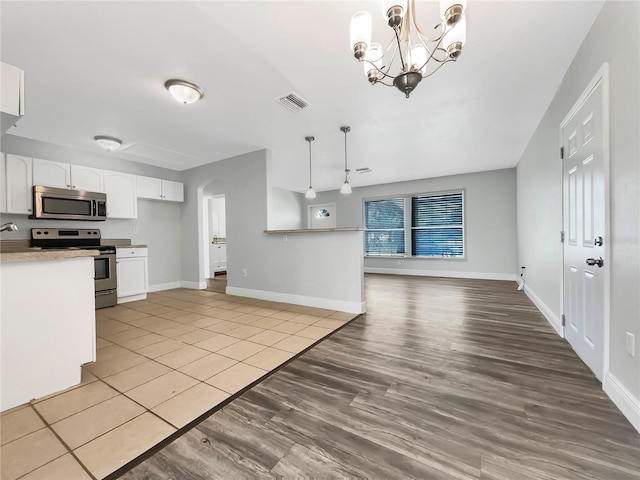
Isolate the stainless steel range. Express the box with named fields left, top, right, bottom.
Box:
left=31, top=228, right=117, bottom=308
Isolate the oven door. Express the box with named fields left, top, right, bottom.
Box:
left=94, top=252, right=117, bottom=292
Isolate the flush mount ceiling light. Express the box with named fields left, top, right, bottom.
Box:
left=340, top=126, right=352, bottom=195
left=164, top=79, right=204, bottom=104
left=305, top=136, right=316, bottom=199
left=94, top=135, right=122, bottom=151
left=350, top=0, right=467, bottom=98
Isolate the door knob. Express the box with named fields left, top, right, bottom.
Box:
left=586, top=257, right=604, bottom=267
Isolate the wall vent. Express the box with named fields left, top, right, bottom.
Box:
left=275, top=92, right=310, bottom=112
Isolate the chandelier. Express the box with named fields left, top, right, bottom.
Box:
left=350, top=0, right=467, bottom=98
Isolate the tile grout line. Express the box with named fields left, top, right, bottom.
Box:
left=25, top=404, right=98, bottom=480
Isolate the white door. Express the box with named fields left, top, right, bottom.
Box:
left=309, top=203, right=337, bottom=229
left=562, top=73, right=607, bottom=381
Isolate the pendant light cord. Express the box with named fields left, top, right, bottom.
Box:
left=308, top=138, right=313, bottom=188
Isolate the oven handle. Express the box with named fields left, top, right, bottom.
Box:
left=92, top=200, right=96, bottom=217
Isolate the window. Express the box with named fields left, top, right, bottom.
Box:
left=364, top=198, right=406, bottom=256
left=412, top=192, right=464, bottom=257
left=364, top=191, right=464, bottom=258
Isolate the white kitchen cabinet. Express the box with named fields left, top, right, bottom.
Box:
left=116, top=247, right=148, bottom=303
left=210, top=243, right=227, bottom=272
left=137, top=175, right=184, bottom=202
left=4, top=154, right=33, bottom=214
left=104, top=170, right=137, bottom=219
left=33, top=158, right=71, bottom=188
left=70, top=165, right=104, bottom=192
left=0, top=153, right=6, bottom=213
left=1, top=62, right=25, bottom=134
left=33, top=159, right=104, bottom=192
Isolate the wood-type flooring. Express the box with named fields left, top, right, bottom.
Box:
left=119, top=274, right=640, bottom=480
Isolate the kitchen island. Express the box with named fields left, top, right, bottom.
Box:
left=0, top=249, right=98, bottom=411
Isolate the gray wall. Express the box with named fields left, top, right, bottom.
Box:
left=307, top=168, right=518, bottom=280
left=0, top=135, right=182, bottom=288
left=179, top=149, right=364, bottom=311
left=179, top=149, right=270, bottom=288
left=517, top=1, right=639, bottom=400
left=271, top=187, right=304, bottom=230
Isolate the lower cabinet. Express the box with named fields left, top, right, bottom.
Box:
left=116, top=247, right=148, bottom=303
left=211, top=243, right=227, bottom=273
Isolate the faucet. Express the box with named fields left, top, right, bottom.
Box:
left=0, top=223, right=18, bottom=232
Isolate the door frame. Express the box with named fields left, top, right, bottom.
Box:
left=559, top=62, right=611, bottom=376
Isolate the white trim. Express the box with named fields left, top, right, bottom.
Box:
left=181, top=281, right=206, bottom=290
left=559, top=63, right=611, bottom=378
left=603, top=372, right=640, bottom=433
left=148, top=281, right=182, bottom=292
left=117, top=293, right=147, bottom=304
left=523, top=283, right=563, bottom=337
left=226, top=286, right=366, bottom=314
left=364, top=267, right=517, bottom=282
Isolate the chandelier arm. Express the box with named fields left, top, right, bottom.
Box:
left=411, top=0, right=446, bottom=44
left=393, top=27, right=407, bottom=71
left=420, top=58, right=454, bottom=79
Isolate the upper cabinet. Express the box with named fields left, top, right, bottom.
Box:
left=71, top=165, right=104, bottom=192
left=4, top=154, right=33, bottom=214
left=1, top=62, right=25, bottom=134
left=104, top=170, right=137, bottom=219
left=137, top=175, right=184, bottom=202
left=33, top=159, right=104, bottom=192
left=33, top=158, right=71, bottom=188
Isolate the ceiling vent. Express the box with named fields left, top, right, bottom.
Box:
left=275, top=92, right=310, bottom=113
left=356, top=167, right=372, bottom=174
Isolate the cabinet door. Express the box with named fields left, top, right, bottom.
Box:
left=33, top=158, right=71, bottom=189
left=218, top=244, right=227, bottom=264
left=117, top=257, right=148, bottom=297
left=161, top=180, right=184, bottom=202
left=5, top=154, right=32, bottom=214
left=136, top=175, right=162, bottom=200
left=71, top=165, right=104, bottom=192
left=0, top=153, right=6, bottom=213
left=104, top=170, right=137, bottom=219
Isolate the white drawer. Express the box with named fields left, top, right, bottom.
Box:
left=116, top=247, right=148, bottom=259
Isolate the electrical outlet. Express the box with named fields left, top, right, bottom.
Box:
left=283, top=234, right=288, bottom=242
left=626, top=332, right=635, bottom=357
left=132, top=227, right=139, bottom=235
left=242, top=268, right=247, bottom=278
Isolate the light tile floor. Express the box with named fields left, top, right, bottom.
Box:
left=0, top=289, right=357, bottom=480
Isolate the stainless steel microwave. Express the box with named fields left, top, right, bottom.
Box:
left=32, top=185, right=107, bottom=221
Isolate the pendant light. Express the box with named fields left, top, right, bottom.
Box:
left=305, top=136, right=316, bottom=199
left=340, top=126, right=352, bottom=194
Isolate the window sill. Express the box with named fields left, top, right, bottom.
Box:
left=365, top=255, right=466, bottom=260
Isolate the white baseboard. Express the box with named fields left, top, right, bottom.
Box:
left=148, top=282, right=181, bottom=292
left=181, top=281, right=206, bottom=290
left=522, top=283, right=563, bottom=337
left=225, top=286, right=366, bottom=314
left=117, top=293, right=147, bottom=304
left=603, top=372, right=640, bottom=433
left=364, top=267, right=517, bottom=282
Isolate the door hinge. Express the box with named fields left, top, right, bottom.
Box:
left=560, top=146, right=564, bottom=159
left=561, top=314, right=566, bottom=326
left=560, top=231, right=565, bottom=243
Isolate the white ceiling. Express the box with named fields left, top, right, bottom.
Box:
left=1, top=1, right=603, bottom=193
